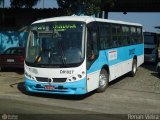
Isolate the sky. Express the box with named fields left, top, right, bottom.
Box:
left=3, top=0, right=160, bottom=32
left=34, top=0, right=58, bottom=8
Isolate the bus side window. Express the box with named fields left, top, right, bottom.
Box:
left=99, top=23, right=110, bottom=49
left=137, top=27, right=142, bottom=43
left=130, top=26, right=136, bottom=44
left=122, top=26, right=130, bottom=45
left=111, top=25, right=121, bottom=48
left=87, top=23, right=99, bottom=61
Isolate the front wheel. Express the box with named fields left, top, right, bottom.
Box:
left=97, top=69, right=109, bottom=93
left=157, top=65, right=160, bottom=77
left=130, top=59, right=137, bottom=77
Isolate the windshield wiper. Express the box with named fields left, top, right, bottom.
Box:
left=34, top=55, right=41, bottom=64
left=34, top=48, right=41, bottom=64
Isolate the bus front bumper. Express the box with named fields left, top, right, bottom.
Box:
left=25, top=78, right=87, bottom=95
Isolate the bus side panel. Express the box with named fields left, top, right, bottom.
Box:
left=86, top=44, right=144, bottom=92
left=86, top=51, right=107, bottom=92
left=107, top=44, right=144, bottom=81
left=106, top=45, right=130, bottom=81
left=137, top=55, right=144, bottom=67
left=109, top=59, right=133, bottom=81
left=135, top=43, right=144, bottom=65
left=137, top=44, right=144, bottom=67
left=87, top=71, right=100, bottom=92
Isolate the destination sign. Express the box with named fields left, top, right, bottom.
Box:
left=35, top=24, right=77, bottom=31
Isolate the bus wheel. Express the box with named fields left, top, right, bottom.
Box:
left=130, top=59, right=137, bottom=77
left=97, top=69, right=109, bottom=93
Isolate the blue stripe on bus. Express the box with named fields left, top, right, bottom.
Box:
left=87, top=44, right=144, bottom=74
left=25, top=77, right=87, bottom=95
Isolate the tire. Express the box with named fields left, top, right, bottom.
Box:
left=97, top=69, right=109, bottom=93
left=157, top=67, right=160, bottom=77
left=158, top=71, right=160, bottom=77
left=130, top=59, right=137, bottom=77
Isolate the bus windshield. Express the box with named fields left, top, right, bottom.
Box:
left=26, top=21, right=85, bottom=67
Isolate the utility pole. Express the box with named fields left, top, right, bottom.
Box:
left=2, top=0, right=4, bottom=8
left=97, top=11, right=108, bottom=19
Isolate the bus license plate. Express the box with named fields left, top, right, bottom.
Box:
left=44, top=85, right=54, bottom=90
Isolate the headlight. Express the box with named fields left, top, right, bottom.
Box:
left=72, top=77, right=77, bottom=80
left=67, top=71, right=85, bottom=82
left=77, top=74, right=82, bottom=78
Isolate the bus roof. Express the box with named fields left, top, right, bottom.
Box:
left=33, top=15, right=142, bottom=27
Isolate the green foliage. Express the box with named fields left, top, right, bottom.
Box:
left=83, top=0, right=101, bottom=15
left=57, top=0, right=116, bottom=15
left=10, top=0, right=40, bottom=8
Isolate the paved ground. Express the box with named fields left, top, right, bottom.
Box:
left=0, top=64, right=160, bottom=120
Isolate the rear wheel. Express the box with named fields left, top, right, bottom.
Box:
left=97, top=69, right=109, bottom=93
left=157, top=66, right=160, bottom=77
left=130, top=59, right=137, bottom=77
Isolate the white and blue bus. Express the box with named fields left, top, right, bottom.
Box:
left=25, top=16, right=144, bottom=95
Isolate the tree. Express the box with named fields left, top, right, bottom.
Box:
left=10, top=0, right=40, bottom=8
left=57, top=0, right=116, bottom=15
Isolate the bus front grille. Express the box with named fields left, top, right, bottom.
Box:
left=36, top=77, right=66, bottom=83
left=36, top=77, right=52, bottom=82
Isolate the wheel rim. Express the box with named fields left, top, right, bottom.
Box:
left=99, top=73, right=107, bottom=88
